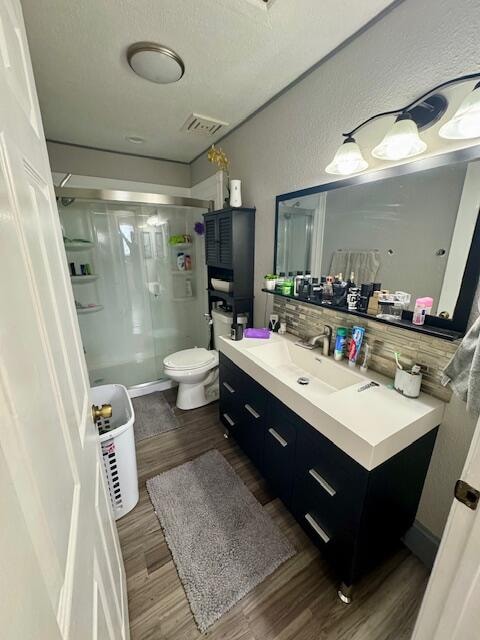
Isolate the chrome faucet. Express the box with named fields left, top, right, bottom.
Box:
left=295, top=325, right=332, bottom=356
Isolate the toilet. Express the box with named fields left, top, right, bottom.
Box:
left=163, top=308, right=247, bottom=410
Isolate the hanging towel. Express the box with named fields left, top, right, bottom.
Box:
left=330, top=249, right=380, bottom=285
left=442, top=315, right=480, bottom=419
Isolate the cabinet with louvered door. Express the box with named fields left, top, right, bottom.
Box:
left=217, top=212, right=232, bottom=268
left=205, top=217, right=218, bottom=265
left=203, top=207, right=255, bottom=331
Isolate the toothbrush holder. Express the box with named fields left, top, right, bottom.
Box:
left=394, top=368, right=422, bottom=398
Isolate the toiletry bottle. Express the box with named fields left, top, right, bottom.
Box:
left=275, top=272, right=285, bottom=293
left=282, top=273, right=291, bottom=295
left=283, top=272, right=295, bottom=295
left=177, top=252, right=185, bottom=271
left=185, top=278, right=193, bottom=298
left=311, top=278, right=322, bottom=301
left=294, top=271, right=304, bottom=296
left=348, top=326, right=365, bottom=367
left=412, top=298, right=427, bottom=325
left=334, top=327, right=348, bottom=361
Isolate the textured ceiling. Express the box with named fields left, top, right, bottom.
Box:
left=21, top=0, right=395, bottom=163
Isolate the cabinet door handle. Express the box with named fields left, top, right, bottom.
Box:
left=223, top=413, right=235, bottom=427
left=244, top=404, right=260, bottom=419
left=222, top=381, right=235, bottom=394
left=305, top=513, right=330, bottom=544
left=308, top=468, right=336, bottom=497
left=268, top=427, right=288, bottom=447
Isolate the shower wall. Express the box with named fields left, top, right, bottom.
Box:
left=59, top=199, right=209, bottom=387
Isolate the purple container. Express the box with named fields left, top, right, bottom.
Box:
left=244, top=328, right=270, bottom=339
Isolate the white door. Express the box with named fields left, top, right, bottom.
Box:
left=413, top=413, right=480, bottom=639
left=0, top=1, right=128, bottom=639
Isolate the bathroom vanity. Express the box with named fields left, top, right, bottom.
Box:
left=218, top=333, right=444, bottom=601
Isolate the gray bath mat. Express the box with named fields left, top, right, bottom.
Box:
left=132, top=391, right=179, bottom=442
left=146, top=449, right=295, bottom=632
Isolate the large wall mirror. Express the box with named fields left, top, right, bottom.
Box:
left=274, top=148, right=480, bottom=336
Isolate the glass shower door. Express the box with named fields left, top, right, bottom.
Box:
left=59, top=197, right=209, bottom=388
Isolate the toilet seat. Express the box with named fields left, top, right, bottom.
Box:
left=163, top=348, right=218, bottom=371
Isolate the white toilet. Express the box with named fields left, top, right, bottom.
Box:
left=163, top=308, right=247, bottom=410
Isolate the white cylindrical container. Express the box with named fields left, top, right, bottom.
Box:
left=229, top=179, right=242, bottom=207
left=92, top=384, right=139, bottom=520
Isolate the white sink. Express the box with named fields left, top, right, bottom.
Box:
left=247, top=338, right=363, bottom=395
left=218, top=333, right=445, bottom=470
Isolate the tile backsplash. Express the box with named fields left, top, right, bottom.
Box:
left=273, top=296, right=459, bottom=402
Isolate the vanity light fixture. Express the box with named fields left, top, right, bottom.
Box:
left=371, top=112, right=426, bottom=161
left=325, top=136, right=368, bottom=175
left=127, top=42, right=185, bottom=85
left=439, top=81, right=480, bottom=139
left=326, top=71, right=480, bottom=176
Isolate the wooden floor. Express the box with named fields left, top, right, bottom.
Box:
left=118, top=389, right=429, bottom=640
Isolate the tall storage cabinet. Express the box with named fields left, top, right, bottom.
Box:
left=204, top=207, right=255, bottom=328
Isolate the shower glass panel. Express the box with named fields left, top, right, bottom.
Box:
left=59, top=196, right=209, bottom=388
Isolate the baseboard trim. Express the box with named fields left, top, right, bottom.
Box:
left=403, top=520, right=440, bottom=570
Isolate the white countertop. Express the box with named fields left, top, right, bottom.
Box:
left=218, top=332, right=444, bottom=470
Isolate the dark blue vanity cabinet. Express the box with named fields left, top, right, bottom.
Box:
left=219, top=352, right=438, bottom=598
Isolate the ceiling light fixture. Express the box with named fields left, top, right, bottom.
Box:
left=325, top=136, right=368, bottom=175
left=127, top=42, right=185, bottom=85
left=439, top=81, right=480, bottom=139
left=326, top=71, right=480, bottom=176
left=372, top=113, right=426, bottom=161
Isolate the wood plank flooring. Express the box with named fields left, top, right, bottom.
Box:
left=117, top=389, right=429, bottom=640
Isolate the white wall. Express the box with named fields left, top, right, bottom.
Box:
left=48, top=141, right=191, bottom=187
left=191, top=0, right=480, bottom=538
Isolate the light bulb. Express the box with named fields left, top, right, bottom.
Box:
left=372, top=113, right=426, bottom=161
left=439, top=84, right=480, bottom=139
left=325, top=137, right=368, bottom=175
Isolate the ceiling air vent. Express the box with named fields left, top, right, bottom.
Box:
left=181, top=113, right=229, bottom=136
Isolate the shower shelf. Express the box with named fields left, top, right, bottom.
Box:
left=71, top=275, right=99, bottom=284
left=170, top=270, right=195, bottom=276
left=64, top=241, right=94, bottom=251
left=77, top=305, right=104, bottom=314
left=171, top=296, right=196, bottom=302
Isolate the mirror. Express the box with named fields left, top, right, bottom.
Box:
left=275, top=150, right=480, bottom=335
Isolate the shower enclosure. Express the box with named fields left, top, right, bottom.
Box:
left=56, top=187, right=212, bottom=389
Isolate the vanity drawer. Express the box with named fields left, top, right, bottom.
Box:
left=263, top=400, right=297, bottom=506
left=219, top=355, right=247, bottom=398
left=294, top=425, right=368, bottom=528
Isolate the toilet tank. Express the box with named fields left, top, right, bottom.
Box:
left=211, top=308, right=248, bottom=348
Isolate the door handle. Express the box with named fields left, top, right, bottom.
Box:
left=222, top=381, right=235, bottom=394
left=92, top=403, right=112, bottom=423
left=305, top=513, right=330, bottom=543
left=268, top=428, right=288, bottom=447
left=244, top=404, right=260, bottom=419
left=308, top=468, right=336, bottom=497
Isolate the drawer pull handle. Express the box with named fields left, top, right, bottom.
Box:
left=308, top=469, right=336, bottom=497
left=305, top=513, right=330, bottom=544
left=223, top=413, right=235, bottom=427
left=268, top=427, right=288, bottom=447
left=244, top=404, right=260, bottom=419
left=222, top=381, right=235, bottom=394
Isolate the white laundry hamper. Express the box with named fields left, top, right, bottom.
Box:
left=92, top=384, right=139, bottom=520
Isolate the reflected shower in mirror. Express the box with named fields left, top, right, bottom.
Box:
left=275, top=153, right=480, bottom=331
